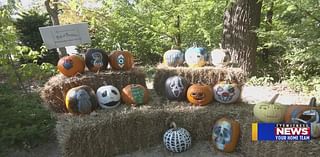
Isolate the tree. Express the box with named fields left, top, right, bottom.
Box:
left=222, top=0, right=262, bottom=76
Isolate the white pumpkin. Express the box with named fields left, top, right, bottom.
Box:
left=163, top=122, right=192, bottom=153
left=210, top=49, right=231, bottom=67
left=96, top=85, right=121, bottom=109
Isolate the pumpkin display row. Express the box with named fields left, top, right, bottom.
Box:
left=65, top=84, right=149, bottom=114
left=57, top=48, right=134, bottom=77
left=163, top=45, right=231, bottom=68
left=163, top=117, right=240, bottom=153
left=165, top=76, right=241, bottom=105
left=253, top=95, right=320, bottom=138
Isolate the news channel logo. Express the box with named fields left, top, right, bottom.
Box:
left=252, top=123, right=311, bottom=141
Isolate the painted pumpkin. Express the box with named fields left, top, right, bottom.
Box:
left=213, top=81, right=241, bottom=104
left=57, top=55, right=85, bottom=77
left=163, top=49, right=184, bottom=67
left=165, top=76, right=189, bottom=101
left=253, top=94, right=287, bottom=123
left=210, top=48, right=231, bottom=67
left=184, top=44, right=207, bottom=68
left=109, top=50, right=134, bottom=70
left=85, top=48, right=108, bottom=72
left=163, top=122, right=191, bottom=153
left=65, top=85, right=98, bottom=114
left=121, top=84, right=149, bottom=106
left=285, top=97, right=320, bottom=138
left=187, top=83, right=213, bottom=106
left=212, top=117, right=240, bottom=152
left=96, top=85, right=121, bottom=109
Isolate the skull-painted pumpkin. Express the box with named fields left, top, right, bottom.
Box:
left=96, top=85, right=121, bottom=109
left=163, top=48, right=184, bottom=67
left=184, top=44, right=207, bottom=68
left=213, top=81, right=241, bottom=104
left=210, top=48, right=231, bottom=67
left=85, top=48, right=108, bottom=72
left=165, top=76, right=189, bottom=101
left=65, top=85, right=98, bottom=114
left=253, top=94, right=287, bottom=123
left=121, top=84, right=149, bottom=106
left=285, top=97, right=320, bottom=138
left=163, top=122, right=192, bottom=153
left=187, top=83, right=213, bottom=106
left=109, top=50, right=134, bottom=70
left=57, top=55, right=85, bottom=77
left=212, top=117, right=240, bottom=152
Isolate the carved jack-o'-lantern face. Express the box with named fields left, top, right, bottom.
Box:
left=85, top=48, right=108, bottom=72
left=57, top=55, right=85, bottom=77
left=96, top=85, right=121, bottom=109
left=163, top=49, right=184, bottom=67
left=212, top=117, right=240, bottom=152
left=165, top=76, right=189, bottom=101
left=185, top=46, right=207, bottom=68
left=121, top=84, right=149, bottom=106
left=109, top=50, right=134, bottom=70
left=187, top=84, right=213, bottom=106
left=213, top=81, right=240, bottom=104
left=65, top=85, right=98, bottom=114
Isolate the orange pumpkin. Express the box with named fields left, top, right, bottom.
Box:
left=285, top=97, right=320, bottom=123
left=109, top=50, right=134, bottom=70
left=57, top=55, right=85, bottom=77
left=212, top=117, right=240, bottom=152
left=121, top=84, right=149, bottom=106
left=187, top=83, right=213, bottom=106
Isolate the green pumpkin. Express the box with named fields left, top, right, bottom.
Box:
left=253, top=94, right=288, bottom=123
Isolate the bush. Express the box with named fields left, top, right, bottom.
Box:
left=0, top=84, right=56, bottom=155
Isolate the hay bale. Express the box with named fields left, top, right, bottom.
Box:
left=56, top=98, right=320, bottom=157
left=153, top=65, right=246, bottom=96
left=41, top=68, right=146, bottom=113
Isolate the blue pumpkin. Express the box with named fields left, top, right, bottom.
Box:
left=163, top=49, right=184, bottom=67
left=185, top=45, right=207, bottom=67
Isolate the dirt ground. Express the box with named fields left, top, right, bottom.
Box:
left=7, top=81, right=317, bottom=157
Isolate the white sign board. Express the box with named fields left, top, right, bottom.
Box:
left=39, top=23, right=91, bottom=49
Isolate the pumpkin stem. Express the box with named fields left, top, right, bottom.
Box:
left=309, top=97, right=317, bottom=107
left=269, top=94, right=279, bottom=104
left=116, top=43, right=123, bottom=51
left=170, top=122, right=177, bottom=129
left=192, top=42, right=197, bottom=47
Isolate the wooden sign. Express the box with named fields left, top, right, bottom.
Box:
left=39, top=23, right=91, bottom=49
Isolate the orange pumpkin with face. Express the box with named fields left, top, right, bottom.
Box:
left=109, top=50, right=134, bottom=70
left=57, top=55, right=85, bottom=77
left=187, top=84, right=213, bottom=106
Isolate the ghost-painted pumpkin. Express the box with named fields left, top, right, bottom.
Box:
left=212, top=117, right=240, bottom=152
left=121, top=84, right=149, bottom=106
left=210, top=48, right=231, bottom=67
left=184, top=44, right=207, bottom=68
left=85, top=48, right=108, bottom=72
left=163, top=122, right=192, bottom=153
left=65, top=85, right=98, bottom=114
left=96, top=85, right=121, bottom=109
left=165, top=76, right=189, bottom=101
left=285, top=97, right=320, bottom=138
left=187, top=83, right=213, bottom=106
left=163, top=48, right=184, bottom=67
left=213, top=81, right=241, bottom=104
left=253, top=94, right=287, bottom=123
left=109, top=50, right=134, bottom=70
left=57, top=55, right=85, bottom=77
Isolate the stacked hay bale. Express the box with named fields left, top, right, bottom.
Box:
left=153, top=65, right=246, bottom=97
left=40, top=68, right=146, bottom=113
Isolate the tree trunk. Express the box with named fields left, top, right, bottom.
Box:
left=222, top=0, right=262, bottom=76
left=44, top=0, right=67, bottom=58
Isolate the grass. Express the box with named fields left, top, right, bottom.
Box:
left=0, top=83, right=56, bottom=156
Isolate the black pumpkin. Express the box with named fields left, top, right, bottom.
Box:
left=85, top=48, right=108, bottom=72
left=165, top=76, right=189, bottom=101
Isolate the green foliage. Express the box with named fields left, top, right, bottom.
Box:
left=88, top=0, right=225, bottom=64
left=14, top=10, right=51, bottom=51
left=247, top=76, right=274, bottom=86
left=0, top=84, right=56, bottom=155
